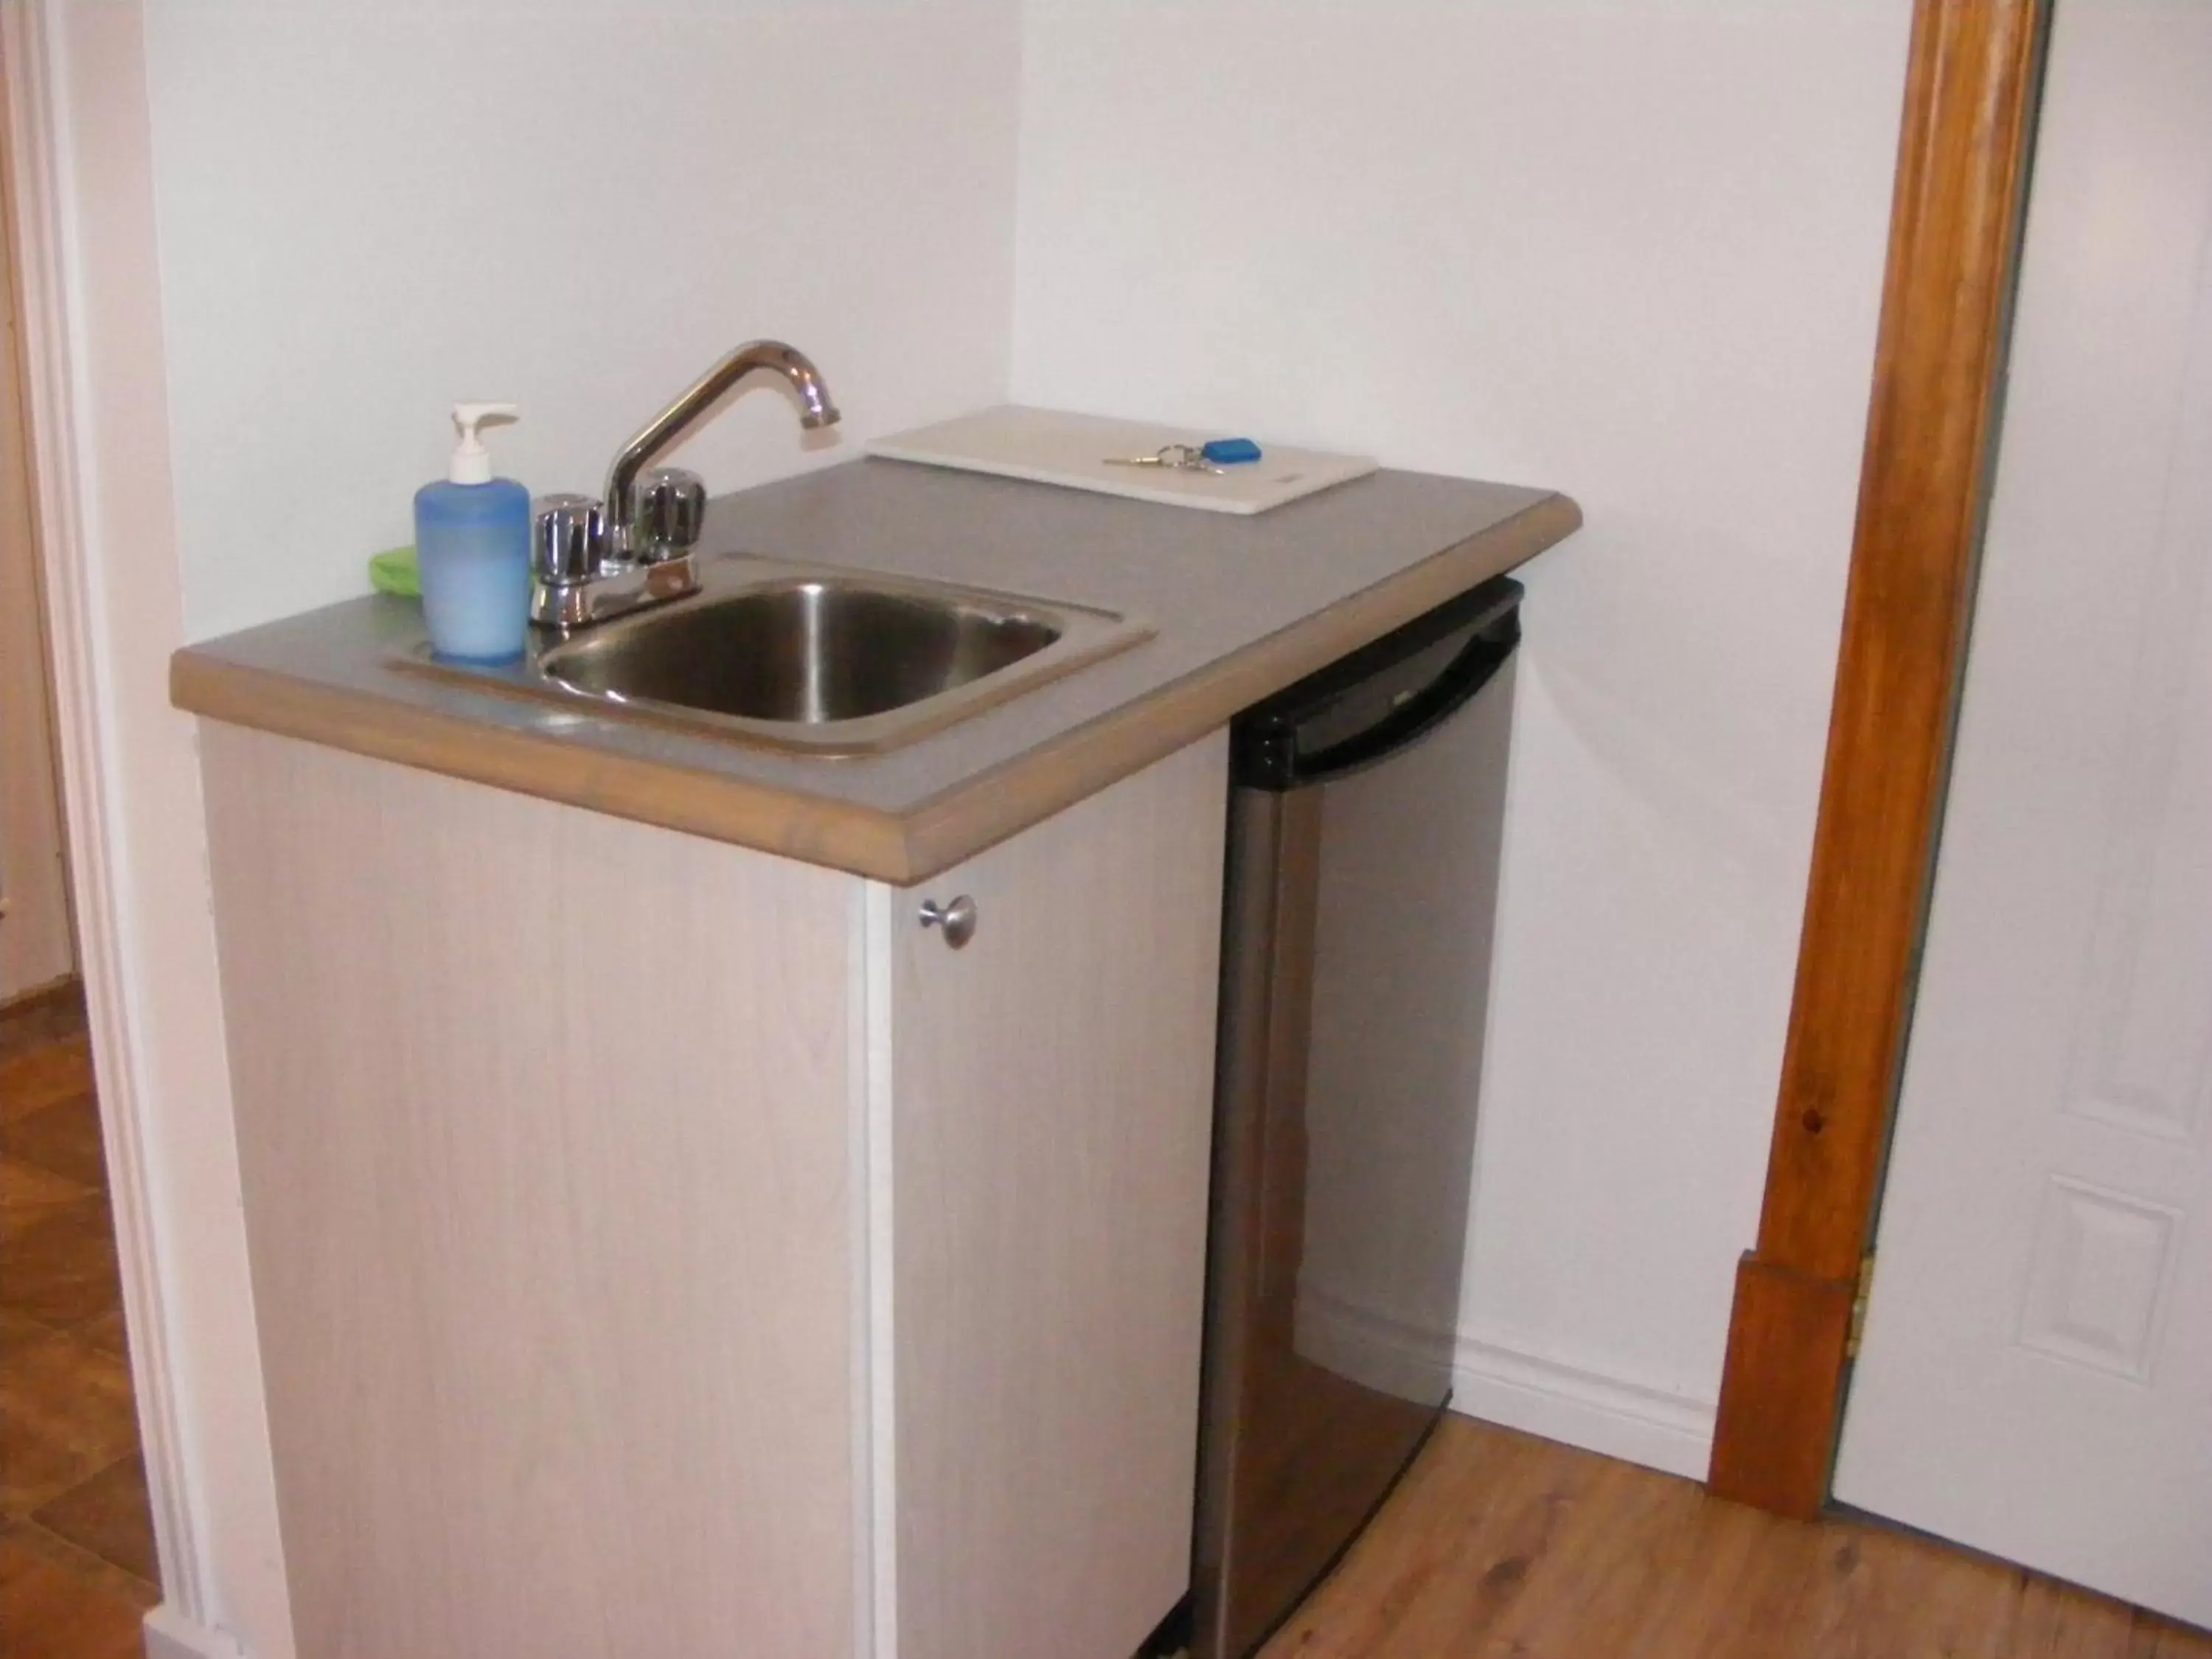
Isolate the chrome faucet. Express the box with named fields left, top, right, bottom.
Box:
left=530, top=340, right=841, bottom=633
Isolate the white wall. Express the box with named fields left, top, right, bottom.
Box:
left=32, top=5, right=1021, bottom=1656
left=143, top=0, right=1023, bottom=641
left=1012, top=1, right=1911, bottom=1473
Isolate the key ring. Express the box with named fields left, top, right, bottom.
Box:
left=1104, top=439, right=1259, bottom=475
left=1154, top=444, right=1224, bottom=474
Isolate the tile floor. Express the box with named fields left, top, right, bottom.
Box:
left=0, top=988, right=160, bottom=1657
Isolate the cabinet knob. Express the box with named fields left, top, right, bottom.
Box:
left=918, top=894, right=977, bottom=949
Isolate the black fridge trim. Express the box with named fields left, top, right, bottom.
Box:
left=1231, top=574, right=1523, bottom=792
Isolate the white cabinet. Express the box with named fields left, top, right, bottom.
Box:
left=199, top=722, right=1227, bottom=1659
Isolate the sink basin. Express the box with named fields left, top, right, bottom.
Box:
left=398, top=554, right=1150, bottom=756
left=542, top=581, right=1062, bottom=725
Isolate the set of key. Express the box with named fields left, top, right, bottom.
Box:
left=1104, top=438, right=1263, bottom=476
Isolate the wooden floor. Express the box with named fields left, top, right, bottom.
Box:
left=1258, top=1413, right=2211, bottom=1659
left=0, top=988, right=159, bottom=1658
left=1, top=987, right=2204, bottom=1659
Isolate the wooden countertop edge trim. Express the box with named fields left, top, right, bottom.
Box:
left=170, top=491, right=1580, bottom=886
left=169, top=655, right=922, bottom=880
left=898, top=493, right=1581, bottom=878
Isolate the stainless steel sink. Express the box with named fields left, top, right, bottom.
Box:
left=397, top=553, right=1151, bottom=756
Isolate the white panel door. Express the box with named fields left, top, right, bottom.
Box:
left=1832, top=2, right=2212, bottom=1629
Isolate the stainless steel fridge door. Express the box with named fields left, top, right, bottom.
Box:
left=1194, top=655, right=1517, bottom=1659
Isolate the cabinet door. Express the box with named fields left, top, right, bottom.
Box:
left=890, top=733, right=1228, bottom=1659
left=204, top=727, right=866, bottom=1659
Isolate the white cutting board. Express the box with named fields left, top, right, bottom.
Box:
left=865, top=406, right=1377, bottom=515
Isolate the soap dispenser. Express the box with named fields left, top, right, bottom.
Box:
left=414, top=402, right=532, bottom=661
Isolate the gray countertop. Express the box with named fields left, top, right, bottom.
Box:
left=172, top=456, right=1580, bottom=881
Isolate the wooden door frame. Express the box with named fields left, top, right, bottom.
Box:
left=0, top=29, right=75, bottom=1006
left=1707, top=0, right=2051, bottom=1520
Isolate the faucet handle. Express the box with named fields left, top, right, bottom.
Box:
left=532, top=493, right=604, bottom=582
left=630, top=467, right=707, bottom=563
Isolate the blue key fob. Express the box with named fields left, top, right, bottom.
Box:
left=1200, top=437, right=1263, bottom=465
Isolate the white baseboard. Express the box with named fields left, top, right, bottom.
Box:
left=1295, top=1284, right=1458, bottom=1405
left=144, top=1604, right=248, bottom=1659
left=1298, top=1285, right=1716, bottom=1482
left=1447, top=1329, right=1716, bottom=1481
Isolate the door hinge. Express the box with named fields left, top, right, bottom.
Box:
left=1845, top=1251, right=1877, bottom=1360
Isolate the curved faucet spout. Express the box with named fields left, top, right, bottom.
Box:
left=604, top=340, right=841, bottom=554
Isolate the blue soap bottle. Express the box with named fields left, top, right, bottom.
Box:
left=414, top=402, right=532, bottom=661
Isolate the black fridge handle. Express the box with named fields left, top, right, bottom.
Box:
left=1236, top=607, right=1520, bottom=790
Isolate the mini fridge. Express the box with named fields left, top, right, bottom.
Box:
left=1190, top=574, right=1522, bottom=1659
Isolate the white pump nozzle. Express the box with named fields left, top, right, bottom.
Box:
left=448, top=401, right=518, bottom=484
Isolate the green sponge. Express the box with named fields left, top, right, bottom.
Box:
left=368, top=545, right=420, bottom=599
